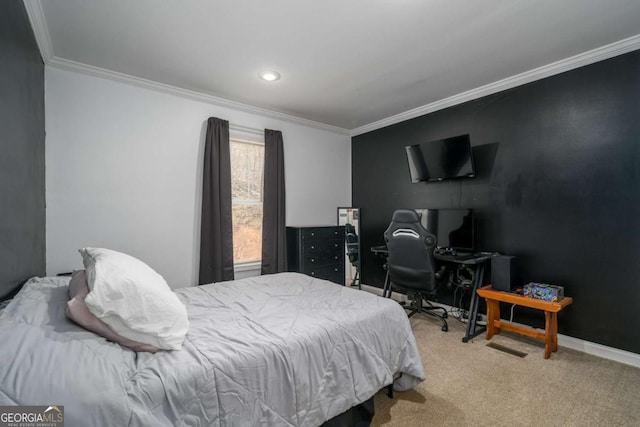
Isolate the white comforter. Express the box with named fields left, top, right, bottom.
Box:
left=0, top=272, right=424, bottom=426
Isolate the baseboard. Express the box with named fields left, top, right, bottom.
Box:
left=557, top=334, right=640, bottom=368
left=360, top=283, right=640, bottom=368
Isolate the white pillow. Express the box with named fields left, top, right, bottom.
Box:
left=80, top=247, right=189, bottom=350
left=66, top=270, right=160, bottom=353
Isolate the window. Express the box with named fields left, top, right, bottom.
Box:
left=230, top=138, right=264, bottom=265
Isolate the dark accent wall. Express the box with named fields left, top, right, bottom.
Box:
left=353, top=51, right=640, bottom=354
left=0, top=2, right=45, bottom=299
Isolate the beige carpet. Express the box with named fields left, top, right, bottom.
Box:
left=372, top=314, right=640, bottom=426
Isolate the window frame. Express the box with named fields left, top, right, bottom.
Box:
left=230, top=137, right=265, bottom=269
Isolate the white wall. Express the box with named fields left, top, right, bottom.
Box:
left=45, top=67, right=351, bottom=287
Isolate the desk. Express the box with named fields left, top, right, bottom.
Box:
left=435, top=253, right=493, bottom=342
left=371, top=245, right=492, bottom=342
left=477, top=286, right=573, bottom=359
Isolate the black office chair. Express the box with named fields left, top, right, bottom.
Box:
left=383, top=209, right=448, bottom=332
left=345, top=223, right=360, bottom=288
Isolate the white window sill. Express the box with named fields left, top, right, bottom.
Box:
left=234, top=261, right=261, bottom=272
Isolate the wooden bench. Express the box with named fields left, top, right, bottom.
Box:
left=476, top=286, right=573, bottom=359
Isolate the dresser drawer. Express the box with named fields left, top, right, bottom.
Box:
left=302, top=239, right=343, bottom=260
left=303, top=251, right=342, bottom=266
left=302, top=263, right=345, bottom=284
left=301, top=227, right=343, bottom=240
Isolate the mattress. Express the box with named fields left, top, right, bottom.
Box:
left=0, top=272, right=424, bottom=426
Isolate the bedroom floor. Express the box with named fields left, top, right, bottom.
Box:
left=372, top=314, right=640, bottom=427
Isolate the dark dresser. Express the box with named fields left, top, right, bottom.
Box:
left=286, top=226, right=345, bottom=285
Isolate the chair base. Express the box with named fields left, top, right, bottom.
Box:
left=406, top=296, right=449, bottom=332
left=383, top=273, right=448, bottom=332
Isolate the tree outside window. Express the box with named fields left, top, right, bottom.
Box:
left=230, top=139, right=264, bottom=264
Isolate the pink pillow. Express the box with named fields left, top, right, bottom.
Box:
left=66, top=270, right=160, bottom=353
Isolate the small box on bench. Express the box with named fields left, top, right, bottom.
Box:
left=523, top=283, right=564, bottom=302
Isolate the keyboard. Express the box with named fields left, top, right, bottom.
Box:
left=435, top=252, right=477, bottom=261
left=452, top=253, right=476, bottom=260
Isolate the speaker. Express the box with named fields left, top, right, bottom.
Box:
left=492, top=255, right=516, bottom=292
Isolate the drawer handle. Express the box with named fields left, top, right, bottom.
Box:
left=311, top=232, right=315, bottom=236
left=311, top=272, right=315, bottom=276
left=334, top=268, right=338, bottom=272
left=334, top=243, right=338, bottom=248
left=311, top=245, right=315, bottom=249
left=334, top=256, right=338, bottom=260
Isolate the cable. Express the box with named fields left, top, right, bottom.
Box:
left=454, top=287, right=468, bottom=324
left=449, top=285, right=467, bottom=323
left=510, top=303, right=516, bottom=322
left=446, top=266, right=479, bottom=324
left=446, top=270, right=462, bottom=320
left=449, top=285, right=460, bottom=319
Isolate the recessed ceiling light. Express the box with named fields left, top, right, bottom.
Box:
left=259, top=70, right=281, bottom=82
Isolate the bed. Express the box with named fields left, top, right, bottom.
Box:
left=0, top=272, right=424, bottom=426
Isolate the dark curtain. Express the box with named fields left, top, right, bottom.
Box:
left=199, top=117, right=234, bottom=284
left=261, top=129, right=287, bottom=274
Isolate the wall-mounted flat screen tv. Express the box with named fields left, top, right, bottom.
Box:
left=405, top=134, right=475, bottom=182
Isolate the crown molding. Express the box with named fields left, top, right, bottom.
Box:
left=351, top=34, right=640, bottom=137
left=22, top=0, right=640, bottom=138
left=47, top=57, right=350, bottom=135
left=23, top=0, right=53, bottom=62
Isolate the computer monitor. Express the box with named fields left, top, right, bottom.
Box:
left=414, top=208, right=474, bottom=252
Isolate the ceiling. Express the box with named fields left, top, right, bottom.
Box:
left=27, top=0, right=640, bottom=133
